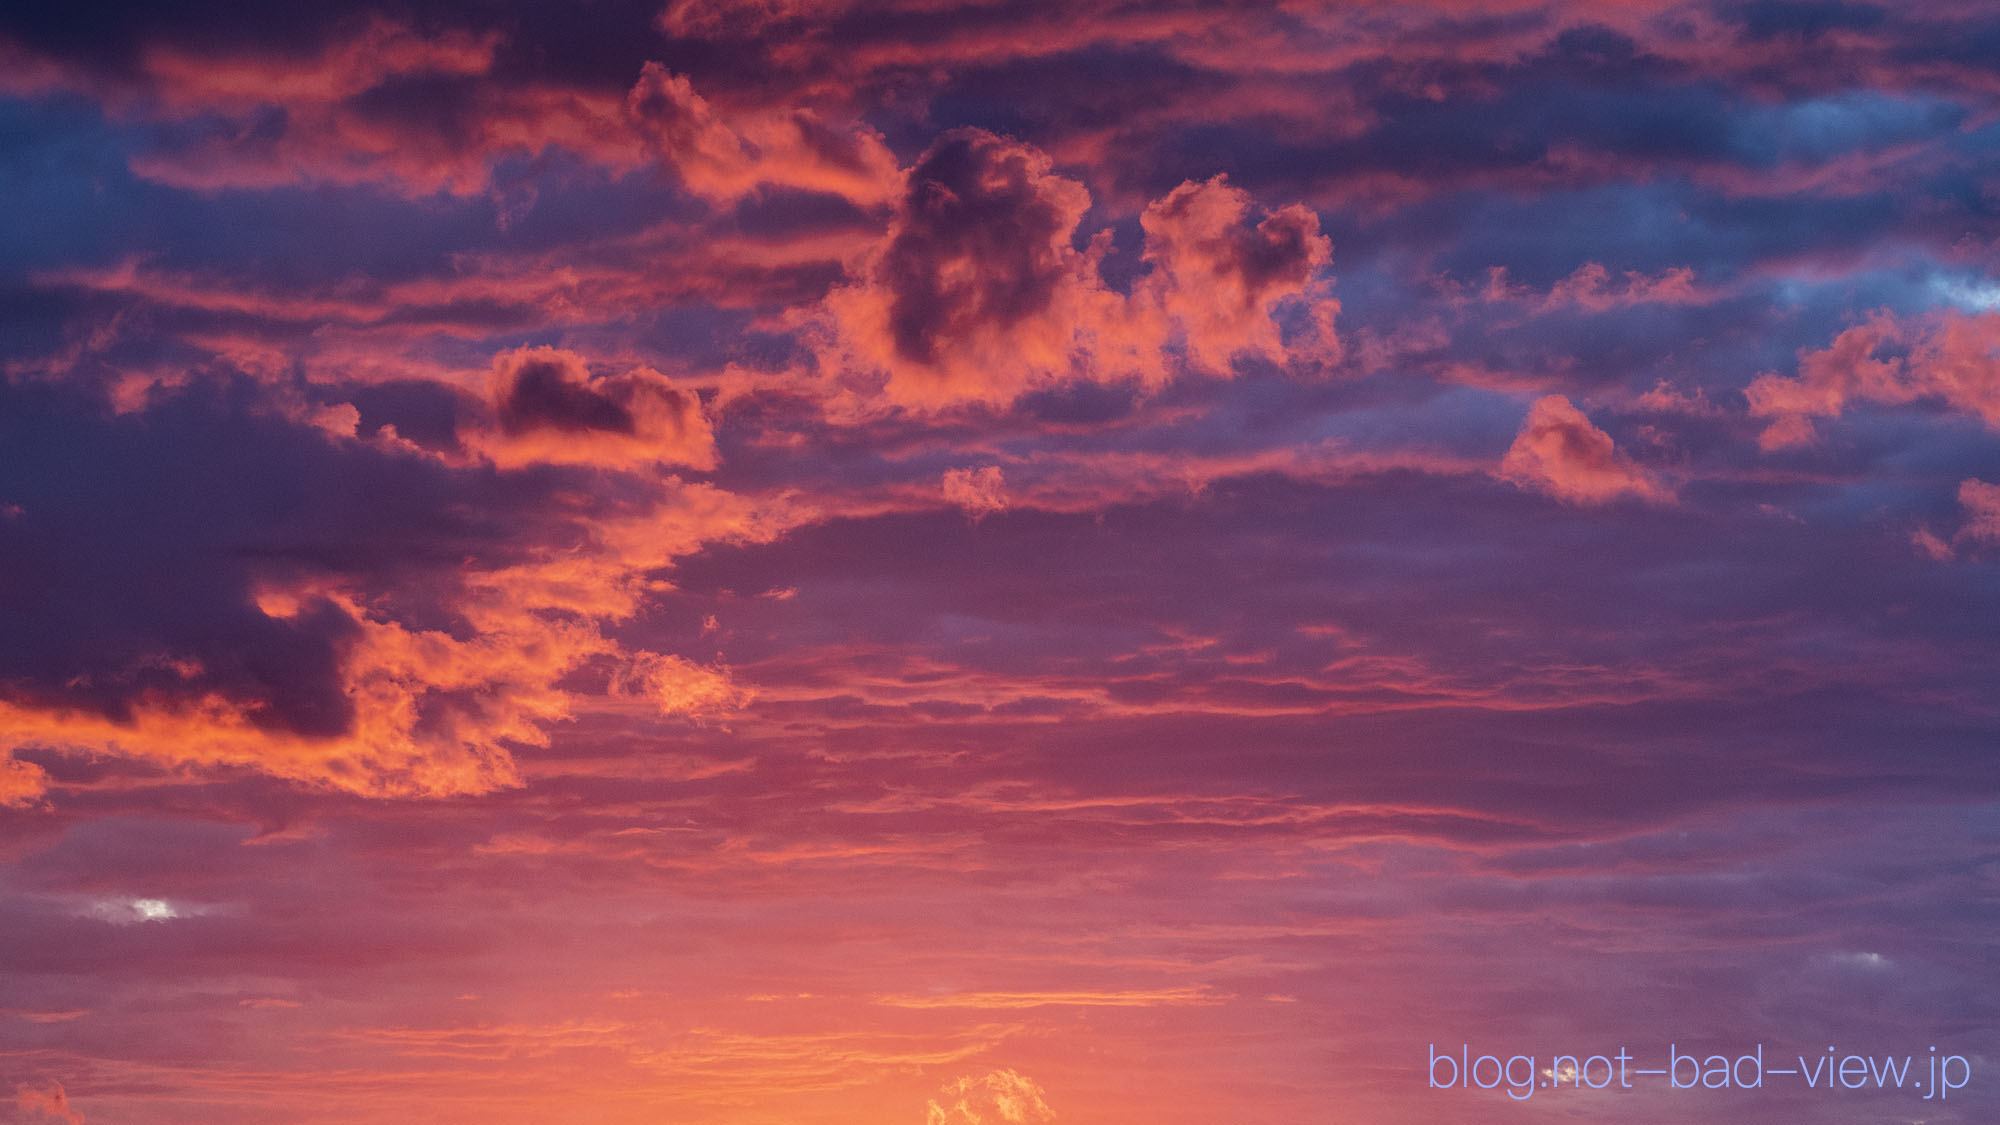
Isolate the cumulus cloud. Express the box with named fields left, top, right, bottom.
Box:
left=480, top=347, right=718, bottom=470
left=1747, top=310, right=2000, bottom=448
left=1499, top=394, right=1672, bottom=505
left=813, top=129, right=1333, bottom=409
left=942, top=466, right=1008, bottom=517
left=926, top=1069, right=1055, bottom=1125
left=1140, top=175, right=1336, bottom=370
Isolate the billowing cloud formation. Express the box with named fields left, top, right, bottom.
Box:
left=1499, top=394, right=1671, bottom=505
left=482, top=347, right=718, bottom=470
left=942, top=466, right=1007, bottom=517
left=926, top=1069, right=1055, bottom=1125
left=1139, top=175, right=1335, bottom=371
left=1748, top=310, right=2000, bottom=448
left=815, top=129, right=1332, bottom=408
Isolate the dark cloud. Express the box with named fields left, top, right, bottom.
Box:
left=0, top=375, right=523, bottom=739
left=493, top=350, right=636, bottom=435
left=881, top=128, right=1086, bottom=366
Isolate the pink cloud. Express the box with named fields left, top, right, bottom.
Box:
left=13, top=1082, right=84, bottom=1125
left=1748, top=309, right=2000, bottom=448
left=812, top=130, right=1333, bottom=410
left=1919, top=477, right=2000, bottom=560
left=479, top=347, right=719, bottom=471
left=1499, top=394, right=1672, bottom=505
left=1482, top=262, right=1706, bottom=313
left=1960, top=477, right=2000, bottom=543
left=1139, top=175, right=1336, bottom=370
left=942, top=466, right=1008, bottom=517
left=626, top=63, right=899, bottom=206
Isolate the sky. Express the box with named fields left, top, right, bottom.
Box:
left=3, top=0, right=2000, bottom=1121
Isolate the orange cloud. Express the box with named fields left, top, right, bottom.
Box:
left=1747, top=310, right=2000, bottom=448
left=812, top=130, right=1334, bottom=410
left=1499, top=395, right=1672, bottom=505
left=0, top=753, right=48, bottom=807
left=22, top=24, right=897, bottom=206
left=1, top=474, right=788, bottom=800
left=880, top=986, right=1223, bottom=1009
left=942, top=466, right=1008, bottom=517
left=626, top=63, right=899, bottom=205
left=1139, top=175, right=1336, bottom=371
left=122, top=20, right=637, bottom=196
left=13, top=1082, right=84, bottom=1125
left=478, top=347, right=718, bottom=471
left=926, top=1069, right=1055, bottom=1125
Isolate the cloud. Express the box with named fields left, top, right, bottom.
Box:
left=1918, top=477, right=2000, bottom=561
left=626, top=62, right=900, bottom=206
left=0, top=753, right=50, bottom=807
left=0, top=375, right=771, bottom=800
left=1482, top=262, right=1704, bottom=313
left=1959, top=478, right=2000, bottom=544
left=481, top=347, right=718, bottom=470
left=6, top=24, right=896, bottom=206
left=942, top=466, right=1007, bottom=517
left=1747, top=310, right=2000, bottom=448
left=115, top=20, right=634, bottom=196
left=1139, top=175, right=1336, bottom=370
left=882, top=986, right=1221, bottom=1009
left=1499, top=394, right=1672, bottom=505
left=812, top=129, right=1333, bottom=409
left=13, top=1081, right=84, bottom=1125
left=926, top=1069, right=1055, bottom=1125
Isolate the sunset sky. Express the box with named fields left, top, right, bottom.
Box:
left=4, top=0, right=2000, bottom=1121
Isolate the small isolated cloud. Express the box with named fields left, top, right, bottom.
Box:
left=1499, top=395, right=1672, bottom=505
left=1960, top=478, right=2000, bottom=543
left=14, top=1081, right=84, bottom=1125
left=942, top=466, right=1008, bottom=517
left=1746, top=310, right=2000, bottom=448
left=88, top=897, right=185, bottom=924
left=926, top=1069, right=1055, bottom=1125
left=1917, top=478, right=2000, bottom=561
left=481, top=347, right=718, bottom=470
